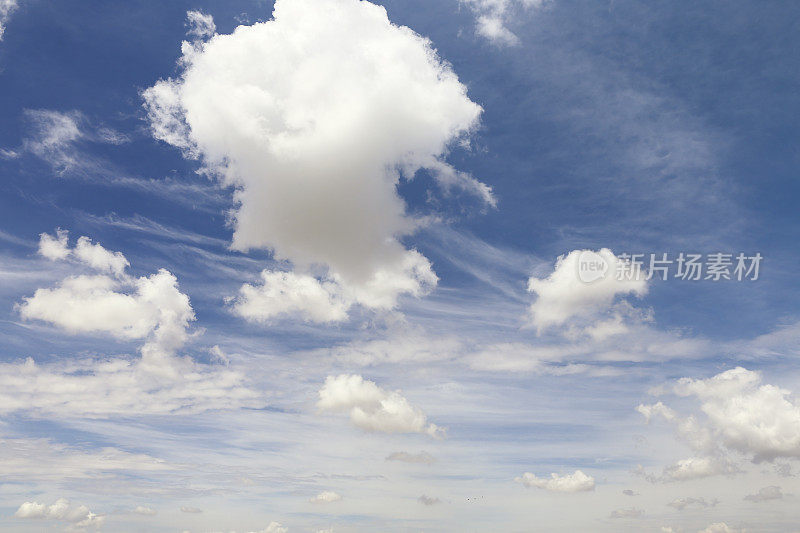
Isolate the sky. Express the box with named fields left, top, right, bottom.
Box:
left=1, top=0, right=800, bottom=532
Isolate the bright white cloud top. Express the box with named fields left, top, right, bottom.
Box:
left=641, top=367, right=800, bottom=466
left=144, top=0, right=489, bottom=323
left=317, top=374, right=444, bottom=437
left=527, top=248, right=648, bottom=333
left=515, top=470, right=596, bottom=492
left=14, top=498, right=104, bottom=529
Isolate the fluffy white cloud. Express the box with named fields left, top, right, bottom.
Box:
left=642, top=367, right=800, bottom=464
left=231, top=270, right=348, bottom=324
left=6, top=230, right=260, bottom=416
left=180, top=506, right=202, bottom=513
left=144, top=0, right=489, bottom=321
left=38, top=229, right=129, bottom=275
left=317, top=374, right=444, bottom=437
left=309, top=491, right=342, bottom=503
left=38, top=228, right=70, bottom=260
left=461, top=0, right=545, bottom=46
left=0, top=0, right=18, bottom=40
left=19, top=271, right=193, bottom=365
left=744, top=485, right=783, bottom=502
left=514, top=470, right=595, bottom=492
left=25, top=230, right=194, bottom=368
left=527, top=249, right=647, bottom=333
left=73, top=236, right=129, bottom=276
left=14, top=498, right=105, bottom=529
left=133, top=506, right=157, bottom=515
left=186, top=10, right=215, bottom=39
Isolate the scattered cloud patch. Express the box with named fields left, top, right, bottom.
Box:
left=231, top=270, right=349, bottom=324
left=186, top=10, right=215, bottom=39
left=641, top=367, right=800, bottom=467
left=16, top=109, right=129, bottom=176
left=515, top=470, right=595, bottom=492
left=3, top=230, right=261, bottom=417
left=14, top=498, right=105, bottom=529
left=317, top=374, right=444, bottom=437
left=461, top=0, right=545, bottom=46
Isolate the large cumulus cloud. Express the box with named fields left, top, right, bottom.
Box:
left=143, top=0, right=489, bottom=322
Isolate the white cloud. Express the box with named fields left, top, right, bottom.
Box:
left=461, top=0, right=545, bottom=46
left=186, top=10, right=215, bottom=39
left=643, top=367, right=800, bottom=463
left=514, top=470, right=595, bottom=492
left=144, top=0, right=489, bottom=322
left=526, top=249, right=647, bottom=333
left=73, top=236, right=129, bottom=276
left=309, top=491, right=342, bottom=504
left=14, top=109, right=131, bottom=178
left=21, top=109, right=83, bottom=173
left=25, top=230, right=196, bottom=368
left=0, top=0, right=18, bottom=40
left=13, top=501, right=47, bottom=518
left=5, top=229, right=260, bottom=417
left=231, top=270, right=349, bottom=324
left=18, top=270, right=193, bottom=367
left=14, top=498, right=105, bottom=529
left=744, top=485, right=783, bottom=502
left=38, top=229, right=129, bottom=276
left=385, top=451, right=435, bottom=464
left=660, top=457, right=739, bottom=482
left=180, top=506, right=202, bottom=513
left=133, top=506, right=157, bottom=515
left=317, top=374, right=444, bottom=437
left=38, top=228, right=71, bottom=260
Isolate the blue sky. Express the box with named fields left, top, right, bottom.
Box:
left=1, top=1, right=800, bottom=532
